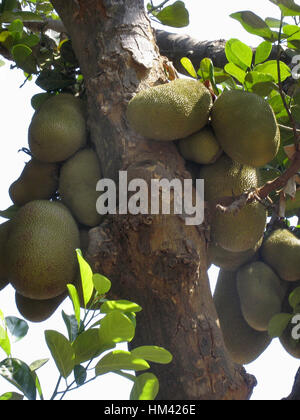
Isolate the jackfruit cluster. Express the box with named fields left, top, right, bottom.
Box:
left=126, top=78, right=300, bottom=364
left=1, top=93, right=104, bottom=322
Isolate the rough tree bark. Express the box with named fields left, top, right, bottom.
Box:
left=49, top=0, right=256, bottom=400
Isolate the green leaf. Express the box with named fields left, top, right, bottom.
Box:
left=225, top=39, right=248, bottom=71
left=254, top=60, right=291, bottom=83
left=76, top=249, right=94, bottom=308
left=156, top=1, right=189, bottom=28
left=130, top=373, right=159, bottom=400
left=0, top=10, right=44, bottom=23
left=95, top=350, right=150, bottom=376
left=0, top=325, right=11, bottom=357
left=31, top=92, right=53, bottom=111
left=224, top=62, right=246, bottom=84
left=2, top=0, right=18, bottom=12
left=0, top=204, right=19, bottom=220
left=131, top=346, right=173, bottom=364
left=11, top=44, right=37, bottom=74
left=67, top=284, right=81, bottom=327
left=0, top=358, right=36, bottom=400
left=35, top=68, right=75, bottom=91
left=5, top=316, right=28, bottom=342
left=180, top=57, right=197, bottom=79
left=289, top=287, right=300, bottom=311
left=100, top=300, right=142, bottom=314
left=230, top=39, right=253, bottom=68
left=0, top=391, right=24, bottom=400
left=265, top=17, right=287, bottom=28
left=269, top=0, right=300, bottom=16
left=61, top=311, right=79, bottom=343
left=74, top=365, right=86, bottom=386
left=0, top=59, right=5, bottom=67
left=44, top=330, right=75, bottom=378
left=268, top=313, right=293, bottom=338
left=72, top=329, right=111, bottom=365
left=255, top=41, right=273, bottom=65
left=92, top=273, right=111, bottom=295
left=99, top=311, right=135, bottom=345
left=230, top=11, right=274, bottom=40
left=29, top=359, right=49, bottom=372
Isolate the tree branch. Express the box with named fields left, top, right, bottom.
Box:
left=283, top=366, right=300, bottom=400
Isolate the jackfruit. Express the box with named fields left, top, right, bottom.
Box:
left=5, top=200, right=80, bottom=300
left=213, top=269, right=272, bottom=365
left=59, top=148, right=102, bottom=227
left=15, top=291, right=67, bottom=323
left=208, top=237, right=261, bottom=271
left=199, top=154, right=267, bottom=252
left=178, top=126, right=222, bottom=164
left=211, top=90, right=280, bottom=167
left=126, top=79, right=213, bottom=141
left=261, top=229, right=300, bottom=282
left=237, top=261, right=287, bottom=332
left=0, top=221, right=11, bottom=291
left=9, top=158, right=59, bottom=206
left=28, top=93, right=87, bottom=163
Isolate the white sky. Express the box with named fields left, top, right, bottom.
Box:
left=0, top=0, right=300, bottom=401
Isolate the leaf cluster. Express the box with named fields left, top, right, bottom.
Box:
left=0, top=250, right=172, bottom=400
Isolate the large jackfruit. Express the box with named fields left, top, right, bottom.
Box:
left=5, top=200, right=80, bottom=300
left=237, top=261, right=287, bottom=332
left=208, top=237, right=261, bottom=271
left=15, top=291, right=67, bottom=323
left=0, top=221, right=11, bottom=291
left=199, top=154, right=266, bottom=252
left=126, top=79, right=213, bottom=141
left=261, top=229, right=300, bottom=282
left=9, top=158, right=59, bottom=206
left=213, top=269, right=272, bottom=365
left=59, top=148, right=102, bottom=227
left=28, top=93, right=87, bottom=163
left=211, top=90, right=280, bottom=167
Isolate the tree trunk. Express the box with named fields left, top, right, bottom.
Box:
left=50, top=0, right=255, bottom=400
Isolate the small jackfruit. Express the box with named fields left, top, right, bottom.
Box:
left=261, top=229, right=300, bottom=282
left=237, top=261, right=287, bottom=332
left=5, top=200, right=80, bottom=300
left=28, top=93, right=87, bottom=163
left=199, top=154, right=266, bottom=252
left=213, top=269, right=272, bottom=365
left=15, top=291, right=67, bottom=323
left=211, top=90, right=280, bottom=167
left=126, top=79, right=213, bottom=141
left=9, top=158, right=59, bottom=206
left=59, top=148, right=102, bottom=227
left=178, top=126, right=222, bottom=164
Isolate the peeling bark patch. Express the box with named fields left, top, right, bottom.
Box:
left=121, top=32, right=155, bottom=69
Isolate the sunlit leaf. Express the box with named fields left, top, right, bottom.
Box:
left=99, top=311, right=135, bottom=345
left=0, top=391, right=24, bottom=400
left=224, top=62, right=246, bottom=84
left=254, top=60, right=291, bottom=83
left=67, top=284, right=81, bottom=327
left=92, top=273, right=111, bottom=295
left=130, top=373, right=159, bottom=400
left=76, top=249, right=94, bottom=308
left=255, top=41, right=273, bottom=65
left=269, top=0, right=300, bottom=17
left=131, top=346, right=173, bottom=364
left=95, top=350, right=150, bottom=376
left=180, top=57, right=197, bottom=78
left=100, top=300, right=142, bottom=314
left=72, top=329, right=111, bottom=365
